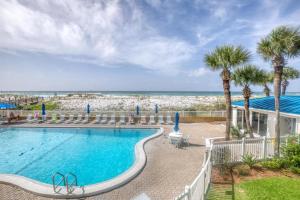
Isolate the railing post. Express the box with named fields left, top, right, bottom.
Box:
left=262, top=136, right=267, bottom=159
left=242, top=137, right=245, bottom=157
left=185, top=185, right=191, bottom=200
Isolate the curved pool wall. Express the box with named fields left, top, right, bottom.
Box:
left=0, top=127, right=163, bottom=198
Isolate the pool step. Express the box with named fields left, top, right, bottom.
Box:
left=52, top=172, right=78, bottom=194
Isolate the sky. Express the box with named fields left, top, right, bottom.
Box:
left=1, top=0, right=300, bottom=92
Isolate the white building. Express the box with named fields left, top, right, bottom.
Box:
left=232, top=96, right=300, bottom=137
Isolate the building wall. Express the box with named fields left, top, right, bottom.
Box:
left=267, top=112, right=276, bottom=137
left=296, top=118, right=300, bottom=134
left=232, top=109, right=237, bottom=127
left=232, top=107, right=300, bottom=137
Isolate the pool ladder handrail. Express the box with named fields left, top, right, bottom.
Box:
left=52, top=172, right=66, bottom=193
left=66, top=172, right=78, bottom=194
left=52, top=172, right=78, bottom=194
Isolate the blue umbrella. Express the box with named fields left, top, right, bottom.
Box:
left=42, top=103, right=46, bottom=115
left=136, top=105, right=140, bottom=115
left=0, top=103, right=16, bottom=110
left=174, top=112, right=180, bottom=132
left=87, top=104, right=90, bottom=114
left=155, top=104, right=159, bottom=114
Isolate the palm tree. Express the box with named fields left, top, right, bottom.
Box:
left=205, top=45, right=251, bottom=140
left=257, top=26, right=300, bottom=156
left=281, top=67, right=300, bottom=95
left=232, top=65, right=265, bottom=138
left=259, top=71, right=273, bottom=96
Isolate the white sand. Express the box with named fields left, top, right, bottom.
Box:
left=55, top=95, right=245, bottom=111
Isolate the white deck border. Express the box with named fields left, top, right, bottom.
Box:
left=0, top=127, right=163, bottom=198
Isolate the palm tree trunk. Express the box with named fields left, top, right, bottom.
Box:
left=222, top=70, right=232, bottom=141
left=273, top=60, right=283, bottom=157
left=264, top=84, right=270, bottom=96
left=243, top=85, right=253, bottom=138
left=281, top=80, right=288, bottom=96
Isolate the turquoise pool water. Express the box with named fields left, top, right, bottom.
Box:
left=0, top=128, right=157, bottom=185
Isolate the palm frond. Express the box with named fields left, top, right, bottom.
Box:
left=204, top=45, right=251, bottom=72
left=232, top=65, right=265, bottom=87
left=257, top=26, right=300, bottom=62
left=282, top=66, right=300, bottom=80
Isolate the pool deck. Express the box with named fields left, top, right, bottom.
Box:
left=0, top=122, right=225, bottom=200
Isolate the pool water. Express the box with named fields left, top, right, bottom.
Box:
left=0, top=128, right=156, bottom=185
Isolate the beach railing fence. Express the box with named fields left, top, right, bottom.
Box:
left=6, top=110, right=226, bottom=119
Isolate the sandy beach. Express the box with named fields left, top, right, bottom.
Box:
left=1, top=93, right=250, bottom=111
left=55, top=95, right=246, bottom=111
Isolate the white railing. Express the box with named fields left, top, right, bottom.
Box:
left=3, top=110, right=226, bottom=118
left=175, top=146, right=213, bottom=200
left=174, top=135, right=299, bottom=200
left=211, top=135, right=299, bottom=165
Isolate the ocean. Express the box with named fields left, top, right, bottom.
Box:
left=1, top=91, right=300, bottom=97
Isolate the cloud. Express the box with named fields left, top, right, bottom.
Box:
left=188, top=67, right=209, bottom=77
left=0, top=0, right=196, bottom=74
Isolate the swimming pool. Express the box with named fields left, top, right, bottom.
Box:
left=0, top=128, right=158, bottom=187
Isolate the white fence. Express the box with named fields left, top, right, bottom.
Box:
left=2, top=110, right=226, bottom=118
left=175, top=146, right=213, bottom=200
left=212, top=135, right=300, bottom=165
left=174, top=135, right=299, bottom=200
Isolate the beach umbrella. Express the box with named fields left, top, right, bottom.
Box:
left=174, top=112, right=180, bottom=132
left=0, top=103, right=16, bottom=110
left=42, top=103, right=46, bottom=115
left=87, top=104, right=90, bottom=114
left=136, top=105, right=140, bottom=115
left=155, top=104, right=159, bottom=114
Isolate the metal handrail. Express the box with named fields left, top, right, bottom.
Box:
left=52, top=172, right=66, bottom=193
left=66, top=172, right=78, bottom=194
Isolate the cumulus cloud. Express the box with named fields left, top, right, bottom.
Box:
left=0, top=0, right=196, bottom=73
left=188, top=67, right=209, bottom=77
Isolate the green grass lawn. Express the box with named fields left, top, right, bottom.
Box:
left=235, top=177, right=300, bottom=200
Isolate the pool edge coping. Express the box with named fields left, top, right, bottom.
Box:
left=0, top=127, right=164, bottom=198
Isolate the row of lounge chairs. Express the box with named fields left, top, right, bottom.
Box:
left=26, top=114, right=174, bottom=125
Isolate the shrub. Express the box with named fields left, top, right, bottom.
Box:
left=230, top=126, right=243, bottom=139
left=242, top=153, right=256, bottom=169
left=261, top=159, right=283, bottom=170
left=281, top=140, right=300, bottom=168
left=236, top=164, right=251, bottom=176
left=290, top=166, right=300, bottom=174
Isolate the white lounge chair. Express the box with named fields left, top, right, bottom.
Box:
left=26, top=114, right=33, bottom=123
left=65, top=115, right=74, bottom=124
left=166, top=114, right=173, bottom=125
left=94, top=114, right=101, bottom=124
left=129, top=114, right=135, bottom=124
left=119, top=114, right=126, bottom=125
left=33, top=114, right=39, bottom=123
left=183, top=135, right=190, bottom=147
left=48, top=114, right=57, bottom=124
left=109, top=114, right=115, bottom=124
left=140, top=115, right=147, bottom=125
left=82, top=114, right=89, bottom=123
left=57, top=114, right=65, bottom=124
left=101, top=114, right=108, bottom=124
left=74, top=114, right=83, bottom=124
left=159, top=115, right=164, bottom=124
left=149, top=115, right=156, bottom=125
